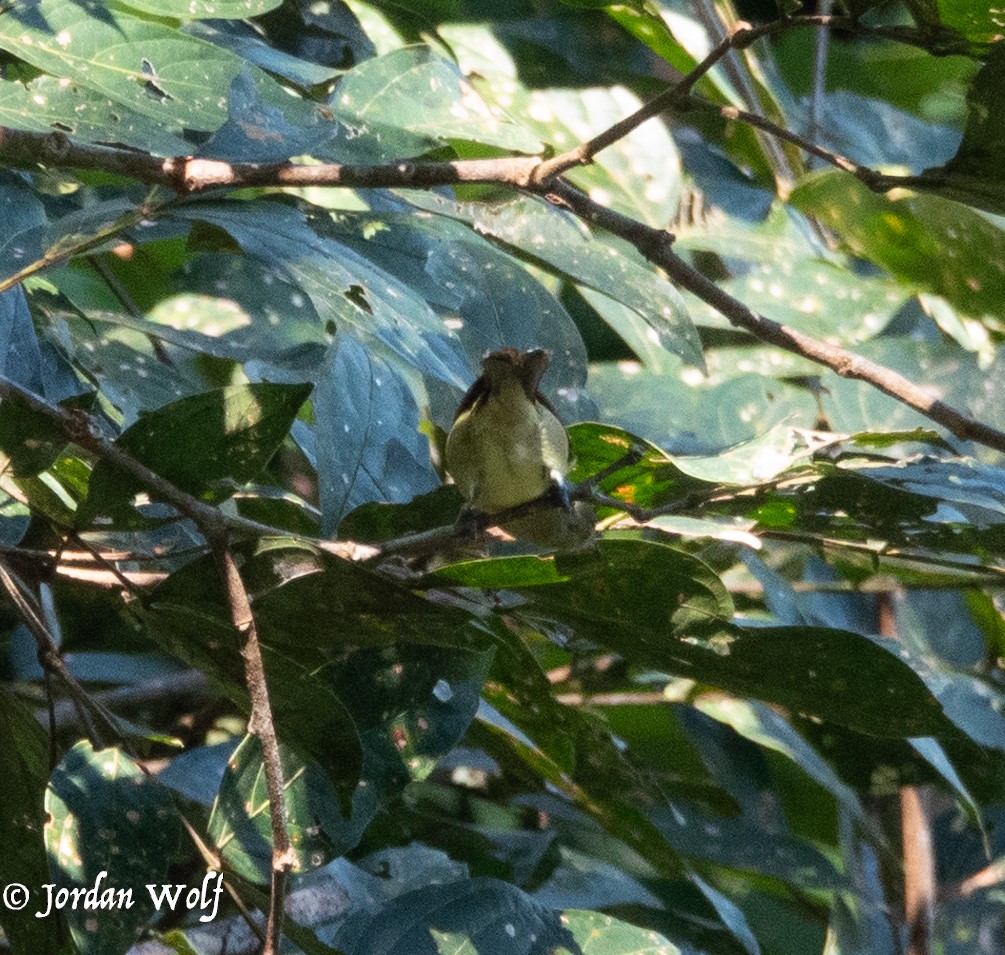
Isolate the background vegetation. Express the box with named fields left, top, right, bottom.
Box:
left=1, top=0, right=1004, bottom=953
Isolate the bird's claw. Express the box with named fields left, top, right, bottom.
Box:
left=454, top=504, right=481, bottom=539
left=546, top=471, right=573, bottom=511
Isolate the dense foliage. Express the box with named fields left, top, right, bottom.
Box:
left=1, top=1, right=1004, bottom=953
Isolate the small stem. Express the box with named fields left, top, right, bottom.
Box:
left=212, top=544, right=293, bottom=955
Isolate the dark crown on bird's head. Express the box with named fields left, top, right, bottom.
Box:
left=454, top=348, right=554, bottom=420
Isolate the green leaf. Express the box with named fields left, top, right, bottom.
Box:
left=0, top=489, right=31, bottom=545
left=683, top=255, right=907, bottom=343
left=314, top=334, right=439, bottom=534
left=173, top=202, right=469, bottom=388
left=606, top=4, right=698, bottom=76
left=0, top=687, right=62, bottom=955
left=82, top=382, right=311, bottom=526
left=790, top=171, right=1005, bottom=318
left=936, top=0, right=1005, bottom=48
left=517, top=86, right=683, bottom=227
left=854, top=457, right=1005, bottom=526
left=148, top=544, right=492, bottom=802
left=568, top=421, right=712, bottom=509
left=185, top=19, right=342, bottom=88
left=330, top=48, right=541, bottom=161
left=338, top=485, right=463, bottom=542
left=336, top=876, right=682, bottom=954
left=406, top=195, right=703, bottom=368
left=922, top=45, right=1005, bottom=213
left=818, top=339, right=1004, bottom=437
left=439, top=537, right=952, bottom=737
left=560, top=908, right=682, bottom=953
left=208, top=734, right=360, bottom=884
left=119, top=0, right=283, bottom=19
left=587, top=362, right=816, bottom=457
left=0, top=0, right=314, bottom=134
left=694, top=696, right=867, bottom=825
left=0, top=75, right=190, bottom=154
left=323, top=208, right=589, bottom=406
left=45, top=741, right=180, bottom=955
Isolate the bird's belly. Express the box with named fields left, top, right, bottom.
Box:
left=447, top=388, right=557, bottom=514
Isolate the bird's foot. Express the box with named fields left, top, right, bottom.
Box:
left=454, top=504, right=482, bottom=540
left=545, top=471, right=573, bottom=511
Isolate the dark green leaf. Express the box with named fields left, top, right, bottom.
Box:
left=440, top=537, right=953, bottom=736
left=0, top=687, right=62, bottom=955
left=208, top=734, right=359, bottom=884
left=45, top=741, right=180, bottom=955
left=314, top=334, right=439, bottom=534
left=82, top=382, right=311, bottom=526
left=0, top=75, right=190, bottom=154
left=335, top=876, right=682, bottom=954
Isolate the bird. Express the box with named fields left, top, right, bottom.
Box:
left=444, top=348, right=594, bottom=549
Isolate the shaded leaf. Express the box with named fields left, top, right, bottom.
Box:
left=403, top=194, right=703, bottom=368
left=437, top=537, right=953, bottom=737
left=0, top=687, right=61, bottom=955
left=173, top=202, right=469, bottom=387
left=45, top=741, right=179, bottom=955
left=335, top=876, right=681, bottom=954
left=208, top=734, right=360, bottom=884
left=314, top=334, right=439, bottom=534
left=82, top=382, right=311, bottom=526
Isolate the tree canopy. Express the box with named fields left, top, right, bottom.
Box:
left=1, top=1, right=1004, bottom=954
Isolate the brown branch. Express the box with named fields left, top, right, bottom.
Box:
left=543, top=179, right=1005, bottom=455
left=0, top=11, right=999, bottom=461
left=34, top=670, right=214, bottom=734
left=882, top=596, right=936, bottom=955
left=0, top=126, right=541, bottom=195
left=531, top=19, right=756, bottom=183
left=212, top=545, right=293, bottom=955
left=667, top=92, right=906, bottom=193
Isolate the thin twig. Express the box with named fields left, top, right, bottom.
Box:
left=85, top=254, right=174, bottom=366
left=667, top=91, right=903, bottom=192
left=0, top=374, right=368, bottom=561
left=212, top=546, right=293, bottom=955
left=808, top=0, right=834, bottom=168
left=0, top=561, right=119, bottom=746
